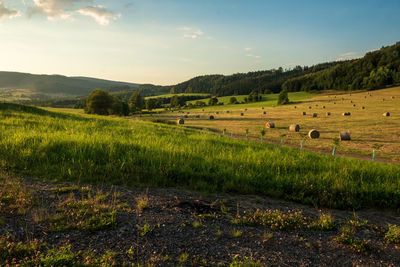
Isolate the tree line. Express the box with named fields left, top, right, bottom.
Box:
left=282, top=42, right=400, bottom=92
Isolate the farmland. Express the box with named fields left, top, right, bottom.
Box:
left=151, top=87, right=400, bottom=162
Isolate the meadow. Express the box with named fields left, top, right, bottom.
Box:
left=154, top=87, right=400, bottom=161
left=1, top=102, right=400, bottom=210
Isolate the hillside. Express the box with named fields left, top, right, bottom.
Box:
left=0, top=71, right=139, bottom=100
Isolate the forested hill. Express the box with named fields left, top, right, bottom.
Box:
left=282, top=42, right=400, bottom=92
left=169, top=42, right=400, bottom=96
left=169, top=62, right=344, bottom=96
left=0, top=71, right=139, bottom=96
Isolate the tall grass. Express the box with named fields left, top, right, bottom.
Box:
left=1, top=102, right=399, bottom=210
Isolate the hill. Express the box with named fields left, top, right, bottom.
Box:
left=0, top=71, right=139, bottom=100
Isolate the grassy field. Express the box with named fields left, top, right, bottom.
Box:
left=152, top=87, right=400, bottom=161
left=185, top=91, right=314, bottom=110
left=145, top=93, right=210, bottom=100
left=1, top=102, right=400, bottom=210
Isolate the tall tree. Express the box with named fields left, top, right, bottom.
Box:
left=146, top=98, right=156, bottom=111
left=277, top=88, right=289, bottom=105
left=129, top=91, right=143, bottom=113
left=86, top=89, right=113, bottom=115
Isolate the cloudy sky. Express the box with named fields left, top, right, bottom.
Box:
left=0, top=0, right=399, bottom=85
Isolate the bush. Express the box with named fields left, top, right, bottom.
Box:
left=277, top=89, right=289, bottom=105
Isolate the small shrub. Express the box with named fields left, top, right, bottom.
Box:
left=385, top=224, right=400, bottom=244
left=136, top=194, right=149, bottom=212
left=310, top=213, right=335, bottom=230
left=192, top=221, right=201, bottom=229
left=137, top=223, right=154, bottom=236
left=230, top=255, right=265, bottom=267
left=232, top=230, right=243, bottom=238
left=177, top=253, right=189, bottom=265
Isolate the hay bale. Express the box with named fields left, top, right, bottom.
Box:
left=315, top=104, right=318, bottom=107
left=342, top=112, right=351, bottom=116
left=263, top=111, right=266, bottom=115
left=362, top=106, right=365, bottom=110
left=177, top=118, right=184, bottom=125
left=216, top=112, right=219, bottom=114
left=289, top=124, right=300, bottom=132
left=226, top=110, right=230, bottom=113
left=266, top=122, right=275, bottom=128
left=308, top=129, right=320, bottom=139
left=339, top=131, right=351, bottom=141
left=326, top=112, right=331, bottom=116
left=240, top=113, right=244, bottom=116
left=313, top=113, right=318, bottom=117
left=322, top=106, right=326, bottom=109
left=244, top=108, right=248, bottom=111
left=294, top=106, right=297, bottom=109
left=350, top=100, right=353, bottom=103
left=195, top=115, right=200, bottom=118
left=184, top=115, right=188, bottom=118
left=383, top=112, right=390, bottom=117
left=262, top=107, right=264, bottom=109
left=392, top=96, right=395, bottom=99
left=333, top=102, right=336, bottom=104
left=209, top=115, right=215, bottom=120
left=302, top=112, right=306, bottom=115
left=308, top=106, right=312, bottom=109
left=353, top=104, right=356, bottom=107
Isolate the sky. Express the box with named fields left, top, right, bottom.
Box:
left=0, top=0, right=399, bottom=85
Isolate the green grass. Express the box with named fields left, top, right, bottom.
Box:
left=145, top=93, right=210, bottom=100
left=186, top=91, right=314, bottom=110
left=1, top=102, right=400, bottom=210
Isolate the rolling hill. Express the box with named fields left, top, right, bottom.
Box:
left=0, top=71, right=139, bottom=100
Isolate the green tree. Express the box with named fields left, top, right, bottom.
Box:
left=208, top=97, right=218, bottom=106
left=129, top=91, right=143, bottom=113
left=170, top=95, right=180, bottom=107
left=277, top=89, right=289, bottom=105
left=85, top=90, right=114, bottom=115
left=146, top=98, right=156, bottom=111
left=229, top=97, right=237, bottom=104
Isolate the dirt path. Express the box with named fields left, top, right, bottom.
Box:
left=2, top=176, right=400, bottom=266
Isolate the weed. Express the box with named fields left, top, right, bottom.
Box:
left=385, top=224, right=400, bottom=244
left=262, top=232, right=273, bottom=243
left=177, top=253, right=189, bottom=265
left=0, top=177, right=35, bottom=215
left=230, top=255, right=265, bottom=266
left=136, top=194, right=149, bottom=212
left=233, top=230, right=243, bottom=238
left=137, top=223, right=154, bottom=236
left=234, top=209, right=308, bottom=230
left=49, top=191, right=118, bottom=233
left=310, top=213, right=335, bottom=230
left=192, top=221, right=201, bottom=229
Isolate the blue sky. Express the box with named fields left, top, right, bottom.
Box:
left=0, top=0, right=399, bottom=85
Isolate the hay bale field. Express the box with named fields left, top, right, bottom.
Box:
left=153, top=87, right=400, bottom=161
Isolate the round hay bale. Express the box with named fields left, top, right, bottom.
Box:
left=266, top=122, right=275, bottom=128
left=326, top=112, right=331, bottom=116
left=342, top=112, right=351, bottom=116
left=202, top=109, right=204, bottom=112
left=322, top=106, right=326, bottom=109
left=263, top=111, right=266, bottom=115
left=244, top=108, right=248, bottom=111
left=177, top=118, right=184, bottom=125
left=308, top=106, right=312, bottom=109
left=302, top=112, right=306, bottom=115
left=289, top=124, right=300, bottom=132
left=339, top=131, right=351, bottom=141
left=262, top=107, right=264, bottom=109
left=391, top=96, right=395, bottom=99
left=313, top=113, right=318, bottom=117
left=209, top=115, right=215, bottom=120
left=184, top=115, right=188, bottom=118
left=353, top=104, right=356, bottom=107
left=240, top=113, right=244, bottom=116
left=226, top=110, right=230, bottom=113
left=195, top=115, right=200, bottom=118
left=362, top=106, right=365, bottom=110
left=216, top=112, right=219, bottom=114
left=315, top=104, right=318, bottom=107
left=383, top=112, right=390, bottom=117
left=294, top=106, right=297, bottom=109
left=308, top=129, right=320, bottom=139
left=382, top=98, right=385, bottom=101
left=333, top=102, right=336, bottom=104
left=350, top=100, right=353, bottom=103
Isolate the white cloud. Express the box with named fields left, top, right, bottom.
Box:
left=0, top=1, right=20, bottom=20
left=27, top=0, right=119, bottom=25
left=77, top=5, right=120, bottom=25
left=335, top=51, right=360, bottom=62
left=246, top=54, right=261, bottom=59
left=179, top=26, right=205, bottom=39
left=244, top=47, right=252, bottom=51
left=29, top=0, right=89, bottom=19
